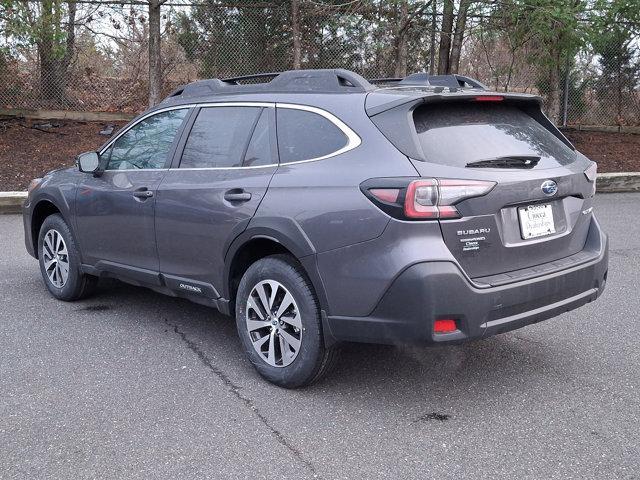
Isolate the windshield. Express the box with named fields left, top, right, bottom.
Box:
left=413, top=103, right=576, bottom=168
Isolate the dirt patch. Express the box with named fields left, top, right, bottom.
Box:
left=0, top=118, right=126, bottom=191
left=563, top=130, right=640, bottom=172
left=0, top=118, right=638, bottom=191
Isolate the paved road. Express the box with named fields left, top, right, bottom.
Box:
left=1, top=193, right=639, bottom=480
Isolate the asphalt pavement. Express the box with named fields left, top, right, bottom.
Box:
left=1, top=193, right=639, bottom=479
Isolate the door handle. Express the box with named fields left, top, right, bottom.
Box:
left=133, top=188, right=154, bottom=198
left=224, top=190, right=252, bottom=202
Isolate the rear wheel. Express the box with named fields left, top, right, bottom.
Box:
left=38, top=214, right=97, bottom=301
left=235, top=254, right=338, bottom=388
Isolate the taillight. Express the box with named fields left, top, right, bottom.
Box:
left=404, top=179, right=439, bottom=218
left=404, top=178, right=495, bottom=219
left=361, top=177, right=496, bottom=221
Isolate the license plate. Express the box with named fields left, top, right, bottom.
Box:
left=518, top=204, right=556, bottom=239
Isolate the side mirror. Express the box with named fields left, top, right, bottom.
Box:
left=77, top=151, right=100, bottom=174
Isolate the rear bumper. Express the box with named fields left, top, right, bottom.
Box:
left=325, top=224, right=608, bottom=345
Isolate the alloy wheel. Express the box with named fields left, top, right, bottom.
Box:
left=246, top=280, right=302, bottom=367
left=42, top=229, right=69, bottom=288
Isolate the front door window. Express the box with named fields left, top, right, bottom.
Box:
left=106, top=109, right=189, bottom=170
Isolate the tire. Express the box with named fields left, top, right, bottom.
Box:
left=235, top=254, right=338, bottom=388
left=37, top=214, right=97, bottom=301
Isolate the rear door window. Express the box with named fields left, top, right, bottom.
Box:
left=276, top=108, right=348, bottom=163
left=180, top=106, right=261, bottom=168
left=413, top=103, right=576, bottom=168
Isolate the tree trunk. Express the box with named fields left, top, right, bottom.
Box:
left=148, top=0, right=162, bottom=107
left=291, top=0, right=301, bottom=69
left=429, top=0, right=436, bottom=74
left=546, top=58, right=562, bottom=125
left=39, top=0, right=58, bottom=102
left=449, top=0, right=471, bottom=74
left=63, top=0, right=76, bottom=70
left=437, top=0, right=454, bottom=74
left=393, top=0, right=409, bottom=77
left=38, top=0, right=75, bottom=105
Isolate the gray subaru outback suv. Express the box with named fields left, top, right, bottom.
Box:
left=23, top=69, right=608, bottom=387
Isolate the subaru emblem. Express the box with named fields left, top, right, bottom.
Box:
left=541, top=180, right=558, bottom=196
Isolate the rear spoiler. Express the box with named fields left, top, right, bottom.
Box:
left=366, top=92, right=574, bottom=160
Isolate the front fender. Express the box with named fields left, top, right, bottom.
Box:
left=25, top=168, right=81, bottom=257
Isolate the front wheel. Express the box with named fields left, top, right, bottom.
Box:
left=235, top=255, right=337, bottom=388
left=37, top=214, right=97, bottom=301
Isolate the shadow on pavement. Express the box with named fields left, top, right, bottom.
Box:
left=84, top=277, right=575, bottom=415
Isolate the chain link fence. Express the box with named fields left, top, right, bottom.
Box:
left=0, top=1, right=638, bottom=126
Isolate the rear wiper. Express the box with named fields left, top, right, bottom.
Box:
left=466, top=155, right=540, bottom=169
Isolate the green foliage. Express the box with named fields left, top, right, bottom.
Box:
left=589, top=0, right=640, bottom=91
left=593, top=29, right=639, bottom=90
left=173, top=0, right=432, bottom=78
left=500, top=0, right=587, bottom=70
left=0, top=0, right=71, bottom=59
left=175, top=0, right=292, bottom=77
left=564, top=68, right=588, bottom=122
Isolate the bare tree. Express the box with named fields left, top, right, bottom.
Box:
left=291, top=0, right=302, bottom=69
left=437, top=0, right=475, bottom=75
left=449, top=0, right=472, bottom=73
left=393, top=0, right=409, bottom=77
left=429, top=0, right=437, bottom=74
left=437, top=0, right=454, bottom=74
left=33, top=0, right=77, bottom=103
left=148, top=0, right=167, bottom=106
left=393, top=0, right=432, bottom=77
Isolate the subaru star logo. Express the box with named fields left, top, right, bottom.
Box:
left=541, top=180, right=558, bottom=196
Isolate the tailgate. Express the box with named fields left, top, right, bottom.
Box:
left=369, top=93, right=597, bottom=279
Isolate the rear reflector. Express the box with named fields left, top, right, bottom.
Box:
left=434, top=319, right=458, bottom=334
left=369, top=188, right=400, bottom=203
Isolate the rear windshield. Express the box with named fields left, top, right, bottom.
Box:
left=413, top=103, right=576, bottom=168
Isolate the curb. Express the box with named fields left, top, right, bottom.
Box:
left=1, top=173, right=639, bottom=214
left=596, top=172, right=640, bottom=193
left=561, top=125, right=640, bottom=135
left=0, top=108, right=135, bottom=123
left=0, top=192, right=27, bottom=214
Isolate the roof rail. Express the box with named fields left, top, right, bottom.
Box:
left=368, top=77, right=404, bottom=84
left=369, top=73, right=487, bottom=90
left=162, top=69, right=375, bottom=102
left=221, top=72, right=282, bottom=84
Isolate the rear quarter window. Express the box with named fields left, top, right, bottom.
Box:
left=276, top=108, right=348, bottom=164
left=413, top=103, right=576, bottom=168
